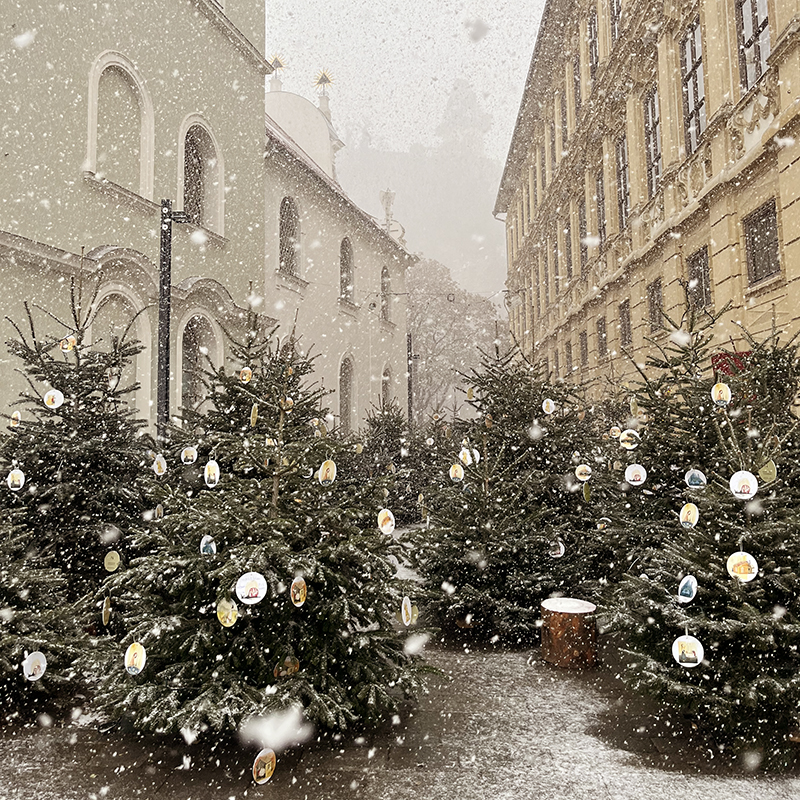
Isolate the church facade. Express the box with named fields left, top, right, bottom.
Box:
left=1, top=0, right=412, bottom=432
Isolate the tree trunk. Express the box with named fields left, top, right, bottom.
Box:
left=540, top=598, right=597, bottom=669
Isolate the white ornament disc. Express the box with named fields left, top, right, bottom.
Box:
left=6, top=469, right=25, bottom=491
left=180, top=446, right=198, bottom=465
left=542, top=398, right=556, bottom=415
left=727, top=551, right=758, bottom=582
left=672, top=635, right=703, bottom=667
left=200, top=535, right=216, bottom=555
left=252, top=748, right=276, bottom=784
left=216, top=597, right=238, bottom=627
left=43, top=389, right=64, bottom=409
left=684, top=468, right=707, bottom=489
left=290, top=577, right=307, bottom=607
left=679, top=503, right=699, bottom=529
left=618, top=429, right=640, bottom=450
left=318, top=459, right=337, bottom=486
left=378, top=508, right=396, bottom=535
left=449, top=463, right=464, bottom=482
left=624, top=464, right=647, bottom=486
left=549, top=538, right=565, bottom=558
left=677, top=575, right=698, bottom=603
left=401, top=596, right=413, bottom=626
left=236, top=571, right=267, bottom=604
left=711, top=382, right=732, bottom=407
left=152, top=453, right=167, bottom=476
left=124, top=642, right=146, bottom=675
left=22, top=651, right=47, bottom=681
left=729, top=470, right=757, bottom=499
left=204, top=460, right=220, bottom=488
left=575, top=464, right=592, bottom=482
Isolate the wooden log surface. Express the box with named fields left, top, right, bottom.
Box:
left=540, top=598, right=598, bottom=669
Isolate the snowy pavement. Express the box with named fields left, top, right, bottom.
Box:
left=1, top=643, right=799, bottom=799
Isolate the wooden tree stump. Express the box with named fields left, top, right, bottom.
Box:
left=540, top=598, right=597, bottom=669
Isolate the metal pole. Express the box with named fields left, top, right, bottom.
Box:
left=157, top=199, right=172, bottom=443
left=406, top=332, right=413, bottom=427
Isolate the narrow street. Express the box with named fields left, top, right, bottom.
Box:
left=2, top=642, right=799, bottom=800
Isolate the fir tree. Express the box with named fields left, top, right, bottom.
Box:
left=87, top=315, right=427, bottom=736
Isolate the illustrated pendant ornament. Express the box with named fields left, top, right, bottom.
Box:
left=618, top=429, right=640, bottom=450
left=575, top=464, right=592, bottom=482
left=273, top=655, right=300, bottom=678
left=729, top=470, right=758, bottom=499
left=378, top=508, right=396, bottom=535
left=43, top=389, right=64, bottom=409
left=758, top=460, right=777, bottom=484
left=672, top=635, right=704, bottom=667
left=625, top=464, right=647, bottom=486
left=249, top=404, right=258, bottom=428
left=677, top=575, right=698, bottom=603
left=609, top=426, right=621, bottom=439
left=10, top=410, right=21, bottom=428
left=549, top=538, right=566, bottom=558
left=180, top=446, right=198, bottom=465
left=204, top=460, right=220, bottom=488
left=152, top=453, right=167, bottom=476
left=290, top=576, right=307, bottom=607
left=542, top=398, right=556, bottom=415
left=318, top=459, right=337, bottom=486
left=236, top=572, right=267, bottom=604
left=59, top=335, right=77, bottom=353
left=684, top=468, right=707, bottom=489
left=200, top=535, right=217, bottom=555
left=252, top=748, right=276, bottom=784
left=459, top=447, right=473, bottom=466
left=401, top=596, right=413, bottom=626
left=679, top=503, right=699, bottom=529
left=216, top=597, right=238, bottom=627
left=449, top=463, right=464, bottom=482
left=6, top=469, right=25, bottom=491
left=239, top=367, right=252, bottom=384
left=22, top=651, right=47, bottom=681
left=727, top=551, right=758, bottom=582
left=597, top=517, right=611, bottom=530
left=104, top=550, right=120, bottom=572
left=124, top=642, right=147, bottom=675
left=102, top=596, right=112, bottom=626
left=711, top=382, right=732, bottom=407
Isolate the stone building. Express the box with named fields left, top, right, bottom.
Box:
left=1, top=0, right=412, bottom=433
left=495, top=0, right=800, bottom=385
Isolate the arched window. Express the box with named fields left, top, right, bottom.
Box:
left=181, top=315, right=216, bottom=411
left=339, top=356, right=354, bottom=434
left=279, top=197, right=300, bottom=276
left=381, top=365, right=391, bottom=408
left=183, top=125, right=220, bottom=231
left=340, top=238, right=354, bottom=303
left=96, top=66, right=141, bottom=192
left=380, top=265, right=391, bottom=321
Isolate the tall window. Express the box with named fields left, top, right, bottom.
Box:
left=681, top=18, right=707, bottom=155
left=530, top=165, right=538, bottom=215
left=579, top=330, right=589, bottom=365
left=687, top=246, right=712, bottom=307
left=381, top=366, right=391, bottom=408
left=573, top=52, right=582, bottom=119
left=541, top=143, right=547, bottom=190
left=744, top=199, right=780, bottom=284
left=596, top=317, right=608, bottom=358
left=96, top=65, right=141, bottom=191
left=564, top=219, right=573, bottom=279
left=560, top=92, right=568, bottom=152
left=339, top=357, right=354, bottom=434
left=644, top=85, right=662, bottom=199
left=595, top=169, right=606, bottom=245
left=552, top=234, right=559, bottom=287
left=279, top=197, right=300, bottom=276
left=380, top=265, right=391, bottom=321
left=565, top=340, right=573, bottom=373
left=550, top=119, right=557, bottom=168
left=610, top=0, right=622, bottom=44
left=535, top=261, right=542, bottom=315
left=619, top=299, right=632, bottom=347
left=616, top=135, right=630, bottom=228
left=736, top=0, right=770, bottom=90
left=543, top=252, right=550, bottom=306
left=340, top=238, right=354, bottom=303
left=579, top=198, right=589, bottom=278
left=647, top=277, right=663, bottom=332
left=184, top=125, right=219, bottom=230
left=181, top=315, right=215, bottom=411
left=554, top=348, right=560, bottom=378
left=587, top=7, right=599, bottom=83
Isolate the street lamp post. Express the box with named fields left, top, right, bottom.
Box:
left=157, top=199, right=188, bottom=443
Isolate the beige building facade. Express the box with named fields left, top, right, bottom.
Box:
left=1, top=0, right=412, bottom=433
left=496, top=0, right=800, bottom=386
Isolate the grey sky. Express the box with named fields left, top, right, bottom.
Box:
left=266, top=1, right=546, bottom=165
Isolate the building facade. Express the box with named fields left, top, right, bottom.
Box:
left=496, top=0, right=800, bottom=386
left=1, top=0, right=412, bottom=433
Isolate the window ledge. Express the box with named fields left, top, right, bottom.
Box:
left=182, top=221, right=227, bottom=249
left=380, top=318, right=396, bottom=333
left=276, top=269, right=309, bottom=293
left=338, top=298, right=360, bottom=316
left=745, top=271, right=783, bottom=297
left=83, top=172, right=158, bottom=214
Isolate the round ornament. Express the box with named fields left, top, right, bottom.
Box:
left=549, top=538, right=566, bottom=558
left=472, top=448, right=481, bottom=464
left=239, top=366, right=252, bottom=384
left=459, top=447, right=473, bottom=466
left=618, top=429, right=641, bottom=450
left=200, top=535, right=217, bottom=555
left=401, top=596, right=413, bottom=626
left=154, top=503, right=164, bottom=521
left=59, top=335, right=77, bottom=353
left=249, top=404, right=258, bottom=428
left=318, top=459, right=337, bottom=486
left=22, top=651, right=47, bottom=681
left=609, top=426, right=621, bottom=439
left=727, top=551, right=758, bottom=582
left=152, top=453, right=167, bottom=477
left=485, top=413, right=493, bottom=428
left=677, top=574, right=698, bottom=603
left=542, top=398, right=556, bottom=415
left=252, top=748, right=276, bottom=785
left=679, top=502, right=699, bottom=529
left=729, top=470, right=758, bottom=499
left=449, top=463, right=464, bottom=482
left=378, top=508, right=396, bottom=535
left=216, top=597, right=238, bottom=627
left=124, top=642, right=146, bottom=675
left=102, top=596, right=111, bottom=626
left=6, top=469, right=25, bottom=491
left=575, top=464, right=592, bottom=482
left=10, top=410, right=21, bottom=428
left=597, top=517, right=611, bottom=530
left=711, top=382, right=732, bottom=407
left=425, top=437, right=434, bottom=447
left=624, top=464, right=647, bottom=486
left=204, top=460, right=220, bottom=488
left=684, top=468, right=707, bottom=489
left=180, top=446, right=198, bottom=465
left=672, top=635, right=704, bottom=667
left=273, top=655, right=300, bottom=678
left=280, top=396, right=294, bottom=412
left=290, top=576, right=307, bottom=607
left=104, top=551, right=120, bottom=572
left=758, top=460, right=777, bottom=484
left=236, top=572, right=267, bottom=605
left=266, top=437, right=278, bottom=448
left=43, top=389, right=64, bottom=409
